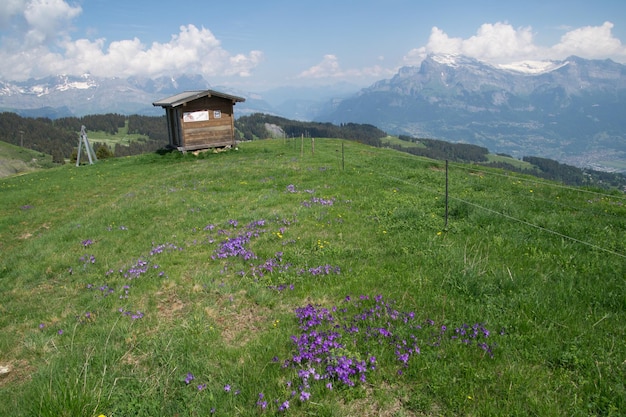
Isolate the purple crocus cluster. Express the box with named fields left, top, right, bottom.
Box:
left=104, top=241, right=178, bottom=281
left=80, top=240, right=177, bottom=327
left=206, top=219, right=341, bottom=285
left=118, top=307, right=144, bottom=320
left=263, top=294, right=500, bottom=411
left=298, top=264, right=341, bottom=276
left=212, top=233, right=257, bottom=260
left=149, top=242, right=181, bottom=256
left=301, top=196, right=335, bottom=207
left=86, top=283, right=115, bottom=297
left=211, top=219, right=268, bottom=261
left=251, top=252, right=291, bottom=277
left=451, top=323, right=496, bottom=357
left=79, top=254, right=96, bottom=265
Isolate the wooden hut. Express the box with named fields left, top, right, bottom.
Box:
left=153, top=89, right=245, bottom=152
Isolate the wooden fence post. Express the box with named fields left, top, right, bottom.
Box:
left=445, top=159, right=449, bottom=228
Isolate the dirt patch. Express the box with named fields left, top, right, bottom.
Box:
left=0, top=360, right=34, bottom=388
left=204, top=290, right=270, bottom=347
left=155, top=282, right=271, bottom=347
left=17, top=223, right=50, bottom=240
left=155, top=283, right=186, bottom=322
left=337, top=383, right=421, bottom=417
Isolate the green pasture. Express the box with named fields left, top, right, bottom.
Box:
left=485, top=153, right=534, bottom=169
left=86, top=121, right=149, bottom=147
left=0, top=141, right=54, bottom=178
left=0, top=138, right=624, bottom=416
left=381, top=135, right=426, bottom=149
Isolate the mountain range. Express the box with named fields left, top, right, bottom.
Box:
left=316, top=54, right=626, bottom=172
left=1, top=54, right=625, bottom=172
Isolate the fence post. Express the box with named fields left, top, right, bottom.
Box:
left=445, top=159, right=449, bottom=228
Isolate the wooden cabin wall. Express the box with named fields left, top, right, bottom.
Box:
left=180, top=96, right=235, bottom=149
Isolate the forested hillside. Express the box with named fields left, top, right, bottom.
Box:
left=1, top=111, right=624, bottom=189
left=235, top=113, right=386, bottom=147
left=0, top=112, right=167, bottom=161
left=391, top=134, right=626, bottom=189
left=0, top=112, right=75, bottom=163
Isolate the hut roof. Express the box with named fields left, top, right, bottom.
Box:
left=152, top=89, right=245, bottom=108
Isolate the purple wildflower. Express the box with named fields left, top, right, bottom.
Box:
left=184, top=373, right=194, bottom=384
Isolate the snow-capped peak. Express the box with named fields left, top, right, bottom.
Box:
left=55, top=74, right=98, bottom=92
left=430, top=53, right=462, bottom=66
left=497, top=60, right=569, bottom=75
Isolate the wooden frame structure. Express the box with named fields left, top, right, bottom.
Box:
left=153, top=90, right=245, bottom=152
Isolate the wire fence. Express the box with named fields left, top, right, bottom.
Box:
left=290, top=138, right=626, bottom=260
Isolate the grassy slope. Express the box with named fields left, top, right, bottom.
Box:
left=86, top=120, right=149, bottom=147
left=0, top=138, right=625, bottom=416
left=381, top=135, right=426, bottom=149
left=381, top=135, right=536, bottom=170
left=0, top=141, right=54, bottom=178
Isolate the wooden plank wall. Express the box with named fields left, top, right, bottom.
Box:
left=180, top=96, right=235, bottom=149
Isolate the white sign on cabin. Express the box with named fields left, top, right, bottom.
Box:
left=183, top=110, right=210, bottom=122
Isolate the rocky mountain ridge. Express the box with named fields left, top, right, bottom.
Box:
left=1, top=54, right=626, bottom=171
left=316, top=54, right=626, bottom=172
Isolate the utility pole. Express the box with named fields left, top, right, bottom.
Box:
left=19, top=130, right=24, bottom=147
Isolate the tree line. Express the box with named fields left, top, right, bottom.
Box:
left=394, top=134, right=626, bottom=189
left=0, top=112, right=75, bottom=164
left=235, top=113, right=386, bottom=147
left=394, top=135, right=490, bottom=163
left=0, top=112, right=168, bottom=162
left=1, top=111, right=624, bottom=189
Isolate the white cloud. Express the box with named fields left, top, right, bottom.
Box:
left=0, top=0, right=26, bottom=27
left=23, top=0, right=81, bottom=45
left=298, top=54, right=393, bottom=82
left=403, top=21, right=626, bottom=66
left=551, top=21, right=624, bottom=59
left=298, top=54, right=341, bottom=78
left=0, top=1, right=263, bottom=81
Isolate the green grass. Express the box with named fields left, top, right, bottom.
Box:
left=1, top=138, right=625, bottom=416
left=381, top=135, right=426, bottom=149
left=485, top=153, right=534, bottom=169
left=0, top=141, right=54, bottom=178
left=87, top=120, right=149, bottom=147
left=381, top=136, right=535, bottom=170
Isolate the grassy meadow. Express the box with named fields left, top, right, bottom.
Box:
left=0, top=141, right=54, bottom=178
left=0, top=138, right=625, bottom=416
left=87, top=120, right=150, bottom=147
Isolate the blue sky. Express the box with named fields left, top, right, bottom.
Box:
left=1, top=0, right=625, bottom=92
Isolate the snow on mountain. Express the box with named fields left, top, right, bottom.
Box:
left=498, top=60, right=569, bottom=74
left=54, top=74, right=98, bottom=92
left=316, top=54, right=626, bottom=172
